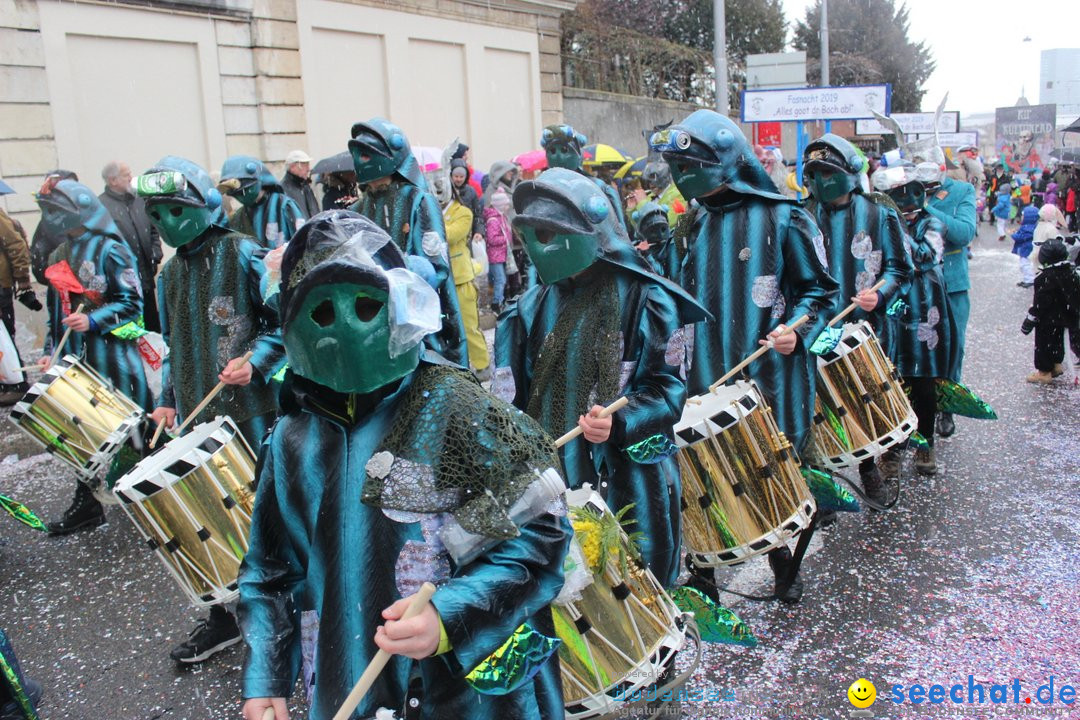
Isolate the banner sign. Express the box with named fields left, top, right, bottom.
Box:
left=855, top=111, right=959, bottom=135
left=995, top=104, right=1057, bottom=174
left=740, top=84, right=891, bottom=123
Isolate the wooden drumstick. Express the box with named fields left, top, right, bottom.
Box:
left=149, top=417, right=168, bottom=449
left=174, top=350, right=254, bottom=436
left=827, top=278, right=888, bottom=328
left=49, top=302, right=85, bottom=368
left=262, top=708, right=275, bottom=720
left=553, top=396, right=630, bottom=448
left=332, top=582, right=437, bottom=720
left=708, top=314, right=810, bottom=392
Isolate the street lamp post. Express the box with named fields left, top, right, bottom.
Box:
left=714, top=0, right=728, bottom=114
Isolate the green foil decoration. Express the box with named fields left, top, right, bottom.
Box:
left=908, top=431, right=929, bottom=450
left=801, top=467, right=860, bottom=513
left=935, top=378, right=997, bottom=419
left=809, top=326, right=843, bottom=356
left=886, top=298, right=908, bottom=317
left=822, top=401, right=850, bottom=449
left=108, top=317, right=147, bottom=340
left=624, top=433, right=677, bottom=464
left=465, top=623, right=561, bottom=696
left=0, top=629, right=40, bottom=719
left=669, top=586, right=757, bottom=647
left=0, top=493, right=47, bottom=533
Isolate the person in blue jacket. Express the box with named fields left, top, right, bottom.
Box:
left=1011, top=205, right=1040, bottom=288
left=34, top=179, right=152, bottom=535
left=650, top=110, right=839, bottom=603
left=219, top=156, right=305, bottom=249
left=238, top=210, right=570, bottom=720
left=992, top=184, right=1012, bottom=241
left=350, top=117, right=468, bottom=367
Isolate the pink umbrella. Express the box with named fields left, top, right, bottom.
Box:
left=513, top=150, right=548, bottom=172
left=412, top=146, right=443, bottom=172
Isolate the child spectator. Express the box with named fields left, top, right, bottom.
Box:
left=993, top=183, right=1012, bottom=241
left=484, top=187, right=513, bottom=313
left=1021, top=239, right=1080, bottom=382
left=1012, top=205, right=1039, bottom=287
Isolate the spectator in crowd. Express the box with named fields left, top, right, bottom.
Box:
left=0, top=182, right=38, bottom=404
left=98, top=161, right=163, bottom=332
left=280, top=149, right=319, bottom=219
left=450, top=159, right=485, bottom=245
left=451, top=142, right=484, bottom=196
left=320, top=170, right=358, bottom=211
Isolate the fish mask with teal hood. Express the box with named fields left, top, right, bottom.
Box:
left=872, top=162, right=925, bottom=218
left=349, top=117, right=427, bottom=188
left=136, top=156, right=226, bottom=248
left=218, top=155, right=279, bottom=208
left=540, top=124, right=587, bottom=171
left=650, top=109, right=788, bottom=202
left=512, top=168, right=712, bottom=321
left=279, top=210, right=441, bottom=394
left=631, top=201, right=671, bottom=249
left=803, top=133, right=866, bottom=204
left=36, top=179, right=120, bottom=238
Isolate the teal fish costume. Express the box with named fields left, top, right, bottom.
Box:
left=221, top=155, right=305, bottom=249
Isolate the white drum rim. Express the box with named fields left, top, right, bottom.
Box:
left=687, top=496, right=817, bottom=568
left=113, top=416, right=238, bottom=497
left=813, top=410, right=917, bottom=469
left=815, top=320, right=876, bottom=367
left=673, top=380, right=764, bottom=448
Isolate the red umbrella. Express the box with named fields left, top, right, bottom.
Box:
left=513, top=150, right=548, bottom=172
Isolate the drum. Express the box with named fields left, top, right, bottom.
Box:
left=9, top=354, right=145, bottom=481
left=555, top=486, right=692, bottom=720
left=808, top=321, right=917, bottom=469
left=674, top=380, right=816, bottom=568
left=113, top=416, right=257, bottom=607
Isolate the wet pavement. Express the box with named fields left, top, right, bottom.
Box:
left=1, top=221, right=1077, bottom=719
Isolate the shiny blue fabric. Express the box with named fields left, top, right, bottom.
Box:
left=926, top=178, right=976, bottom=381
left=228, top=191, right=304, bottom=249
left=45, top=230, right=152, bottom=412
left=237, top=365, right=570, bottom=720
left=157, top=228, right=284, bottom=446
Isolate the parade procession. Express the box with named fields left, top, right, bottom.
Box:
left=1, top=0, right=1079, bottom=719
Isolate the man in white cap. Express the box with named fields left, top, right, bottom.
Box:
left=280, top=149, right=319, bottom=218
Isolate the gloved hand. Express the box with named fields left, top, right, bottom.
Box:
left=1021, top=316, right=1036, bottom=335
left=17, top=288, right=42, bottom=311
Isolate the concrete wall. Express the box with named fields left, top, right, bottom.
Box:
left=562, top=86, right=697, bottom=158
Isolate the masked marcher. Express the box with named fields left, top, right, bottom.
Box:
left=650, top=110, right=839, bottom=602
left=137, top=156, right=286, bottom=664
left=630, top=200, right=680, bottom=281
left=802, top=134, right=913, bottom=493
left=541, top=124, right=630, bottom=236
left=238, top=210, right=570, bottom=720
left=280, top=150, right=320, bottom=219
left=218, top=156, right=305, bottom=249
left=429, top=161, right=491, bottom=379
left=349, top=117, right=468, bottom=366
left=494, top=168, right=710, bottom=588
left=29, top=170, right=78, bottom=286
left=34, top=179, right=152, bottom=534
left=872, top=163, right=957, bottom=476
left=641, top=157, right=685, bottom=227
left=99, top=161, right=164, bottom=332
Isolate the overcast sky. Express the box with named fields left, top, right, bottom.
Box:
left=778, top=0, right=1080, bottom=116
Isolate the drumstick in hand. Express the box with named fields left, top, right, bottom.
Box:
left=149, top=417, right=168, bottom=449
left=553, top=396, right=630, bottom=448
left=49, top=302, right=85, bottom=368
left=828, top=278, right=887, bottom=328
left=709, top=315, right=809, bottom=391
left=262, top=709, right=275, bottom=720
left=332, top=582, right=437, bottom=720
left=173, top=350, right=254, bottom=436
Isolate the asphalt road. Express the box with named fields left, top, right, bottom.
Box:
left=1, top=221, right=1076, bottom=719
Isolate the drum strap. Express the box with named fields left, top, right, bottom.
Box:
left=402, top=668, right=424, bottom=720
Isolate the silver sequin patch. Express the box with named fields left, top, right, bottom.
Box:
left=79, top=260, right=107, bottom=295
left=751, top=275, right=781, bottom=308
left=491, top=366, right=516, bottom=404
left=918, top=306, right=940, bottom=349
left=811, top=233, right=828, bottom=268
left=738, top=247, right=751, bottom=261
left=855, top=270, right=877, bottom=293
left=664, top=326, right=688, bottom=367
left=208, top=295, right=252, bottom=367
left=864, top=249, right=883, bottom=276
left=393, top=514, right=451, bottom=597
left=850, top=231, right=872, bottom=260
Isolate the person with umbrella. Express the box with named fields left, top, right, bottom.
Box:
left=312, top=151, right=359, bottom=212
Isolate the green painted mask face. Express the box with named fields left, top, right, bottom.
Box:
left=284, top=283, right=420, bottom=394
left=807, top=168, right=857, bottom=204
left=669, top=158, right=726, bottom=201
left=350, top=143, right=398, bottom=185
left=885, top=182, right=926, bottom=215
left=147, top=202, right=215, bottom=248
left=545, top=143, right=583, bottom=171
left=228, top=180, right=261, bottom=208
left=520, top=226, right=598, bottom=284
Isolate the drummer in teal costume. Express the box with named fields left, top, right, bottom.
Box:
left=219, top=155, right=305, bottom=249
left=238, top=210, right=570, bottom=720
left=350, top=117, right=468, bottom=366
left=542, top=124, right=631, bottom=236
left=35, top=179, right=153, bottom=535
left=802, top=133, right=912, bottom=499
left=493, top=168, right=710, bottom=588
left=872, top=163, right=957, bottom=477
left=137, top=156, right=286, bottom=665
left=631, top=200, right=681, bottom=281
left=650, top=109, right=839, bottom=602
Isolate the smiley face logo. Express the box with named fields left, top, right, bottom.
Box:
left=848, top=678, right=877, bottom=709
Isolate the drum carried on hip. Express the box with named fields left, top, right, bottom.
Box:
left=9, top=354, right=145, bottom=482
left=807, top=321, right=916, bottom=469
left=113, top=416, right=256, bottom=607
left=554, top=487, right=697, bottom=720
left=673, top=380, right=816, bottom=569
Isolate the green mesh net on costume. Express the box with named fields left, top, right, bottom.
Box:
left=526, top=275, right=623, bottom=434
left=362, top=365, right=562, bottom=540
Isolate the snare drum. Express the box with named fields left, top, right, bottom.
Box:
left=673, top=380, right=816, bottom=568
left=808, top=321, right=917, bottom=469
left=555, top=487, right=690, bottom=720
left=9, top=355, right=145, bottom=481
left=113, top=416, right=256, bottom=607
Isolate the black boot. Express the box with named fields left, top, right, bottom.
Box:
left=768, top=546, right=804, bottom=604
left=937, top=411, right=956, bottom=438
left=860, top=464, right=890, bottom=508
left=47, top=482, right=105, bottom=535
left=170, top=605, right=241, bottom=663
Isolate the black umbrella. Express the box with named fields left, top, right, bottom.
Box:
left=1050, top=148, right=1080, bottom=164
left=312, top=151, right=353, bottom=175
left=1063, top=116, right=1080, bottom=135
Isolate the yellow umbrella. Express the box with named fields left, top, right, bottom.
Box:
left=583, top=144, right=632, bottom=168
